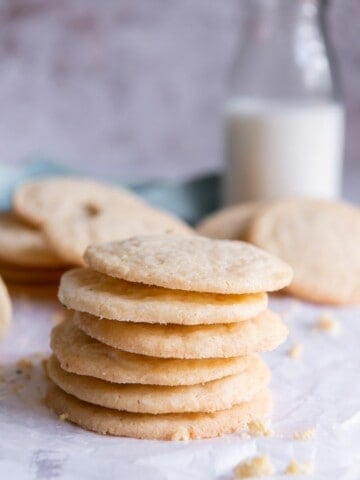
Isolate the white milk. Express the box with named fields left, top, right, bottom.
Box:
left=224, top=100, right=344, bottom=204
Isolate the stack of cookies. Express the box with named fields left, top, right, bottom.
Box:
left=0, top=177, right=192, bottom=284
left=46, top=235, right=292, bottom=440
left=13, top=177, right=192, bottom=266
left=0, top=211, right=68, bottom=284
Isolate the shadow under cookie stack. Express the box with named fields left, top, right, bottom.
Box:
left=46, top=235, right=292, bottom=440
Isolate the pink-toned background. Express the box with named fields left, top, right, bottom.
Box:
left=0, top=0, right=358, bottom=182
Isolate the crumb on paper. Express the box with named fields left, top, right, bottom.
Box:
left=171, top=427, right=190, bottom=441
left=316, top=312, right=341, bottom=334
left=51, top=311, right=66, bottom=325
left=287, top=343, right=303, bottom=359
left=247, top=419, right=272, bottom=437
left=293, top=427, right=316, bottom=441
left=233, top=455, right=275, bottom=478
left=285, top=459, right=314, bottom=475
left=59, top=412, right=69, bottom=421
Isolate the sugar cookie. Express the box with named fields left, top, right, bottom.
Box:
left=0, top=212, right=63, bottom=267
left=46, top=383, right=272, bottom=440
left=73, top=309, right=288, bottom=358
left=248, top=199, right=360, bottom=304
left=47, top=355, right=270, bottom=414
left=197, top=202, right=261, bottom=240
left=13, top=177, right=144, bottom=227
left=84, top=235, right=293, bottom=294
left=44, top=207, right=193, bottom=266
left=51, top=319, right=255, bottom=386
left=59, top=268, right=268, bottom=325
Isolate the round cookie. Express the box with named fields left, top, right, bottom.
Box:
left=51, top=319, right=254, bottom=386
left=59, top=268, right=268, bottom=325
left=73, top=309, right=288, bottom=359
left=13, top=177, right=144, bottom=227
left=44, top=207, right=193, bottom=266
left=47, top=355, right=270, bottom=414
left=197, top=202, right=261, bottom=240
left=247, top=199, right=360, bottom=305
left=0, top=276, right=11, bottom=339
left=84, top=235, right=293, bottom=294
left=0, top=213, right=64, bottom=267
left=46, top=383, right=272, bottom=440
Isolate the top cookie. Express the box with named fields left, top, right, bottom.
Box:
left=196, top=202, right=261, bottom=240
left=84, top=235, right=293, bottom=294
left=13, top=177, right=144, bottom=227
left=247, top=199, right=360, bottom=305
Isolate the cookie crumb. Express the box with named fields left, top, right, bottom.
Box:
left=316, top=312, right=340, bottom=335
left=287, top=343, right=303, bottom=359
left=171, top=427, right=190, bottom=441
left=247, top=419, right=272, bottom=437
left=285, top=459, right=314, bottom=475
left=233, top=455, right=275, bottom=478
left=293, top=427, right=316, bottom=441
left=59, top=412, right=69, bottom=421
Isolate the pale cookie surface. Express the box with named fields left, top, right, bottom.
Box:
left=73, top=309, right=288, bottom=358
left=13, top=177, right=144, bottom=227
left=0, top=213, right=64, bottom=267
left=44, top=206, right=193, bottom=266
left=0, top=276, right=11, bottom=339
left=196, top=202, right=261, bottom=240
left=85, top=235, right=293, bottom=294
left=51, top=319, right=254, bottom=386
left=59, top=268, right=268, bottom=325
left=248, top=199, right=360, bottom=305
left=47, top=355, right=270, bottom=414
left=46, top=383, right=272, bottom=440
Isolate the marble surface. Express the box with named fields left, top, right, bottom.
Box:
left=0, top=286, right=360, bottom=479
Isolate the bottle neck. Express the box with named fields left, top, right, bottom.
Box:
left=243, top=0, right=325, bottom=46
left=229, top=0, right=340, bottom=102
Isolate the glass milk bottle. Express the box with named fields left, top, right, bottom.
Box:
left=224, top=0, right=345, bottom=204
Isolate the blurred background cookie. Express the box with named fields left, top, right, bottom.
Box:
left=12, top=177, right=193, bottom=267
left=43, top=205, right=193, bottom=266
left=247, top=199, right=360, bottom=305
left=0, top=212, right=67, bottom=284
left=0, top=212, right=63, bottom=268
left=13, top=177, right=145, bottom=227
left=196, top=202, right=262, bottom=240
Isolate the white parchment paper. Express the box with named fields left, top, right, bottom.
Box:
left=0, top=285, right=359, bottom=479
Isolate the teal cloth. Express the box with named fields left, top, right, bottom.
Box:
left=0, top=160, right=220, bottom=225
